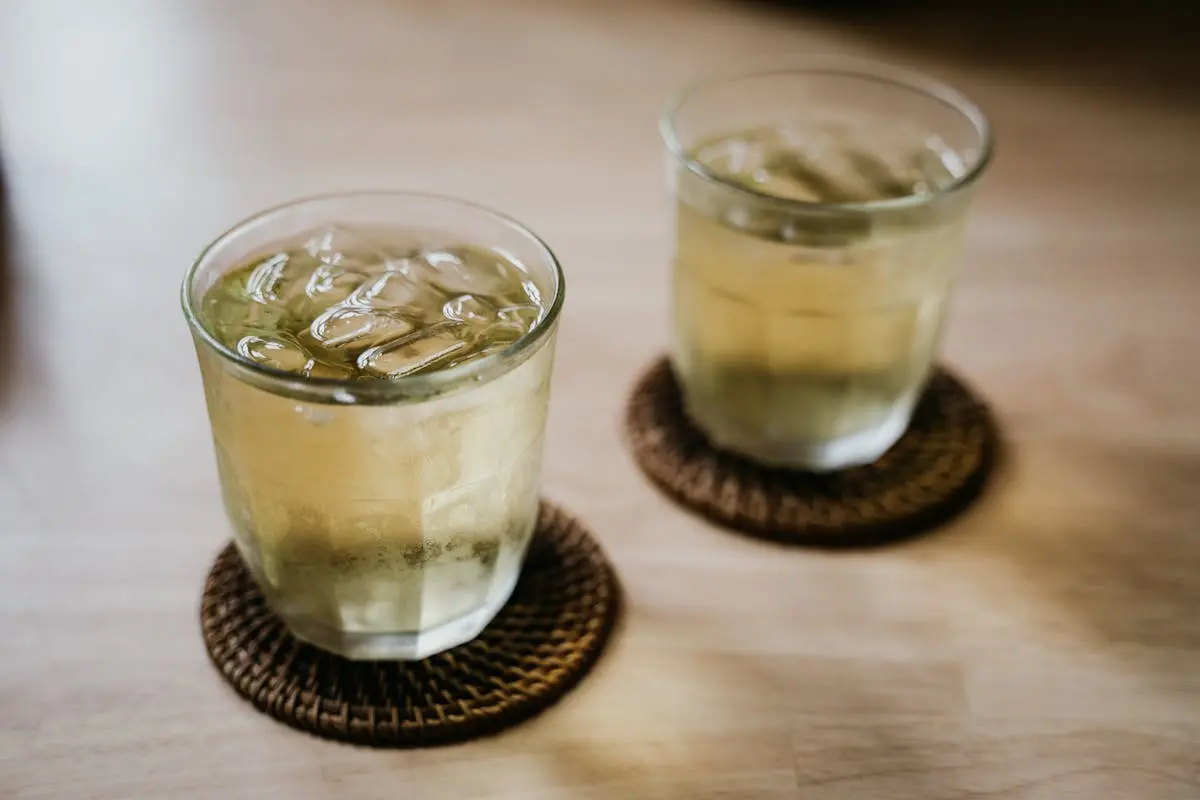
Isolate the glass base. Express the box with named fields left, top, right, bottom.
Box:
left=276, top=568, right=522, bottom=661
left=695, top=401, right=912, bottom=473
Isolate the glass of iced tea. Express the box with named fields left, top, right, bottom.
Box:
left=662, top=60, right=992, bottom=471
left=182, top=192, right=563, bottom=660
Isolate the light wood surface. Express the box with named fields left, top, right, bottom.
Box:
left=2, top=1, right=1199, bottom=798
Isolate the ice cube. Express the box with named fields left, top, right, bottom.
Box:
left=244, top=252, right=321, bottom=306
left=764, top=150, right=868, bottom=203
left=482, top=303, right=540, bottom=340
left=202, top=289, right=287, bottom=346
left=442, top=294, right=496, bottom=325
left=477, top=303, right=539, bottom=345
left=467, top=341, right=509, bottom=360
left=305, top=360, right=355, bottom=380
left=693, top=132, right=762, bottom=178
left=303, top=225, right=399, bottom=271
left=305, top=263, right=365, bottom=304
left=910, top=140, right=961, bottom=192
left=308, top=305, right=414, bottom=350
left=383, top=255, right=430, bottom=278
left=497, top=303, right=541, bottom=328
left=356, top=322, right=470, bottom=377
left=519, top=279, right=543, bottom=307
left=348, top=271, right=429, bottom=310
left=235, top=332, right=314, bottom=373
left=845, top=150, right=924, bottom=199
left=421, top=246, right=521, bottom=297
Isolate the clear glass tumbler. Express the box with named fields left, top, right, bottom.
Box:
left=661, top=60, right=992, bottom=471
left=182, top=192, right=564, bottom=660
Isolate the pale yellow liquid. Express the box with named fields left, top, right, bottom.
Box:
left=196, top=227, right=554, bottom=658
left=672, top=125, right=967, bottom=469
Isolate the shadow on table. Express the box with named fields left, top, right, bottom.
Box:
left=545, top=451, right=1200, bottom=793
left=742, top=0, right=1200, bottom=109
left=1008, top=443, right=1200, bottom=651
left=542, top=608, right=973, bottom=797
left=909, top=438, right=1200, bottom=689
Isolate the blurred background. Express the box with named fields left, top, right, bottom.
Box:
left=1, top=1, right=1198, bottom=798
left=1, top=0, right=1196, bottom=525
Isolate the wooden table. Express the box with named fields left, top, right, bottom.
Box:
left=2, top=2, right=1198, bottom=797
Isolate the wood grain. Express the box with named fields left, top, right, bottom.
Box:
left=1, top=1, right=1198, bottom=798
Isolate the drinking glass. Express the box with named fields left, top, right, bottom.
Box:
left=182, top=192, right=564, bottom=659
left=661, top=61, right=992, bottom=471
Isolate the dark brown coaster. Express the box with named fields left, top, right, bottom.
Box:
left=625, top=357, right=997, bottom=547
left=200, top=502, right=619, bottom=747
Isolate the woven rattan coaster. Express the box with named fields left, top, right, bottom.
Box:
left=625, top=357, right=997, bottom=547
left=200, top=502, right=619, bottom=747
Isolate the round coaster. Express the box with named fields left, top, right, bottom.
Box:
left=625, top=357, right=997, bottom=547
left=200, top=502, right=619, bottom=747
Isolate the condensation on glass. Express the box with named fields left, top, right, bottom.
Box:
left=182, top=192, right=564, bottom=660
left=662, top=61, right=992, bottom=471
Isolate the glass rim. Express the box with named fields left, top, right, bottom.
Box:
left=180, top=190, right=566, bottom=402
left=659, top=58, right=995, bottom=214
